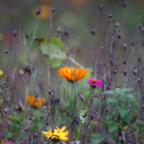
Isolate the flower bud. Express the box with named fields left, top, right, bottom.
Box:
left=35, top=8, right=41, bottom=15
left=98, top=4, right=103, bottom=10
left=66, top=110, right=70, bottom=117
left=117, top=31, right=122, bottom=39
left=123, top=42, right=127, bottom=50
left=123, top=69, right=127, bottom=76
left=90, top=28, right=96, bottom=35
left=79, top=95, right=85, bottom=101
left=137, top=78, right=142, bottom=83
left=115, top=23, right=120, bottom=28
left=3, top=50, right=8, bottom=54
left=113, top=69, right=117, bottom=75
left=105, top=108, right=109, bottom=113
left=133, top=69, right=138, bottom=75
left=45, top=121, right=49, bottom=125
left=51, top=7, right=55, bottom=13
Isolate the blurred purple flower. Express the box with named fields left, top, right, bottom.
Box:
left=86, top=78, right=102, bottom=87
left=71, top=117, right=79, bottom=125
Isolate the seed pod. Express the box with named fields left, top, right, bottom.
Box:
left=117, top=31, right=122, bottom=39
left=113, top=69, right=117, bottom=75
left=109, top=14, right=112, bottom=18
left=66, top=110, right=70, bottom=117
left=98, top=4, right=103, bottom=10
left=90, top=28, right=96, bottom=35
left=123, top=69, right=127, bottom=76
left=138, top=55, right=141, bottom=63
left=55, top=97, right=60, bottom=103
left=90, top=112, right=94, bottom=120
left=25, top=32, right=29, bottom=39
left=79, top=95, right=85, bottom=101
left=57, top=26, right=61, bottom=33
left=115, top=23, right=120, bottom=28
left=137, top=78, right=142, bottom=83
left=51, top=7, right=55, bottom=13
left=123, top=61, right=127, bottom=65
left=105, top=108, right=109, bottom=113
left=133, top=69, right=138, bottom=75
left=34, top=132, right=38, bottom=138
left=123, top=42, right=127, bottom=50
left=122, top=0, right=127, bottom=8
left=35, top=8, right=41, bottom=15
left=45, top=121, right=49, bottom=125
left=3, top=50, right=8, bottom=54
left=12, top=30, right=17, bottom=37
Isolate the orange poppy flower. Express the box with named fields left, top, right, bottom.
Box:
left=26, top=95, right=47, bottom=107
left=57, top=67, right=87, bottom=82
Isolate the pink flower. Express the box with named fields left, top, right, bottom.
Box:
left=86, top=78, right=102, bottom=87
left=2, top=142, right=14, bottom=144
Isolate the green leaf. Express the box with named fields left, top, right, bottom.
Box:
left=116, top=107, right=128, bottom=118
left=103, top=98, right=117, bottom=104
left=79, top=110, right=87, bottom=123
left=103, top=90, right=115, bottom=95
left=115, top=88, right=122, bottom=95
left=91, top=133, right=108, bottom=144
left=35, top=37, right=67, bottom=68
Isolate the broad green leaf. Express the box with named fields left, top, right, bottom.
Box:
left=91, top=133, right=108, bottom=144
left=108, top=124, right=118, bottom=132
left=115, top=88, right=122, bottom=95
left=116, top=107, right=128, bottom=118
left=35, top=37, right=67, bottom=68
left=103, top=98, right=117, bottom=104
left=103, top=90, right=115, bottom=95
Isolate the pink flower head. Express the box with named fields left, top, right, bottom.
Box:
left=2, top=142, right=14, bottom=144
left=86, top=78, right=102, bottom=87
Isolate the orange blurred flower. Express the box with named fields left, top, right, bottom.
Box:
left=32, top=5, right=51, bottom=19
left=57, top=67, right=87, bottom=82
left=26, top=95, right=47, bottom=107
left=70, top=0, right=86, bottom=7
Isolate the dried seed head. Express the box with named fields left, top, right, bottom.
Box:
left=24, top=65, right=34, bottom=74
left=105, top=108, right=109, bottom=113
left=122, top=0, right=127, bottom=8
left=90, top=112, right=94, bottom=120
left=109, top=14, right=112, bottom=18
left=64, top=28, right=69, bottom=36
left=12, top=30, right=17, bottom=37
left=113, top=69, right=117, bottom=75
left=100, top=46, right=104, bottom=51
left=90, top=28, right=96, bottom=35
left=3, top=50, right=8, bottom=54
left=98, top=4, right=104, bottom=10
left=57, top=26, right=62, bottom=33
left=123, top=69, right=127, bottom=76
left=106, top=82, right=111, bottom=90
left=123, top=61, right=127, bottom=65
left=55, top=96, right=60, bottom=103
left=35, top=8, right=41, bottom=15
left=137, top=78, right=142, bottom=83
left=122, top=42, right=127, bottom=50
left=138, top=55, right=141, bottom=63
left=25, top=32, right=29, bottom=39
left=51, top=92, right=54, bottom=96
left=133, top=69, right=138, bottom=75
left=51, top=7, right=55, bottom=13
left=116, top=83, right=119, bottom=87
left=66, top=110, right=70, bottom=117
left=79, top=95, right=85, bottom=101
left=117, top=31, right=122, bottom=39
left=115, top=23, right=120, bottom=28
left=142, top=104, right=144, bottom=108
left=34, top=132, right=38, bottom=138
left=141, top=27, right=144, bottom=33
left=48, top=89, right=52, bottom=95
left=24, top=127, right=29, bottom=132
left=45, top=121, right=49, bottom=125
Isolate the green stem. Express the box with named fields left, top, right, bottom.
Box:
left=76, top=89, right=94, bottom=141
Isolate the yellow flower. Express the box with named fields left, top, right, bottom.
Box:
left=122, top=125, right=128, bottom=130
left=0, top=70, right=3, bottom=76
left=26, top=95, right=47, bottom=107
left=57, top=67, right=87, bottom=82
left=42, top=126, right=69, bottom=142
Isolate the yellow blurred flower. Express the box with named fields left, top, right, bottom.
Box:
left=57, top=67, right=87, bottom=82
left=122, top=125, right=128, bottom=130
left=0, top=70, right=3, bottom=76
left=26, top=95, right=47, bottom=107
left=42, top=126, right=69, bottom=142
left=32, top=5, right=51, bottom=19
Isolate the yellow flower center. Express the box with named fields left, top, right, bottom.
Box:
left=92, top=79, right=97, bottom=84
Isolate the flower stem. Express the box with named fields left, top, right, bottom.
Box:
left=76, top=89, right=94, bottom=141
